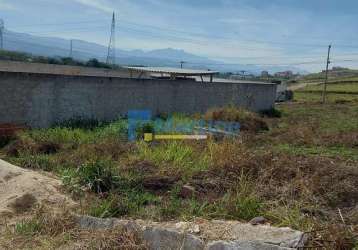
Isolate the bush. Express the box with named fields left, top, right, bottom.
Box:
left=204, top=106, right=268, bottom=132
left=89, top=196, right=122, bottom=218
left=260, top=108, right=282, bottom=118
left=77, top=159, right=119, bottom=193
left=0, top=135, right=14, bottom=148
left=55, top=118, right=107, bottom=130
left=135, top=122, right=155, bottom=139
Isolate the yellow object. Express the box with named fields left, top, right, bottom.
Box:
left=144, top=133, right=207, bottom=142
left=144, top=133, right=154, bottom=142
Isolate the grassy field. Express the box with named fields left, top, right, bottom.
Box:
left=1, top=90, right=358, bottom=248
left=301, top=82, right=358, bottom=93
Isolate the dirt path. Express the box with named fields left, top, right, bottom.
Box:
left=0, top=159, right=75, bottom=220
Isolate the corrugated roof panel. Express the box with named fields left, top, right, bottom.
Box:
left=125, top=66, right=219, bottom=76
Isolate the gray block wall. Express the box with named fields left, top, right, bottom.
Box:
left=0, top=72, right=276, bottom=128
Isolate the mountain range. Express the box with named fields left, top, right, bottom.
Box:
left=3, top=29, right=304, bottom=74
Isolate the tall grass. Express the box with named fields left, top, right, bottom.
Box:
left=136, top=141, right=209, bottom=175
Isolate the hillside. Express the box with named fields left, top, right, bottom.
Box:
left=2, top=29, right=303, bottom=74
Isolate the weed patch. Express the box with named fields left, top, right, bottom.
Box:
left=204, top=106, right=269, bottom=132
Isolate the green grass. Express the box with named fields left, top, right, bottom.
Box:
left=298, top=82, right=358, bottom=93
left=294, top=91, right=358, bottom=103
left=278, top=100, right=358, bottom=133
left=14, top=219, right=42, bottom=236
left=1, top=101, right=358, bottom=247
left=136, top=141, right=209, bottom=175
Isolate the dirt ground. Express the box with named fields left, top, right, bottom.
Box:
left=0, top=159, right=76, bottom=225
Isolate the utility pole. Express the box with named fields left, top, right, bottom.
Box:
left=322, top=44, right=331, bottom=104
left=0, top=19, right=4, bottom=50
left=180, top=61, right=186, bottom=69
left=106, top=12, right=116, bottom=66
left=69, top=39, right=73, bottom=58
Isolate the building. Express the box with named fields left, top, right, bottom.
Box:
left=261, top=71, right=269, bottom=78
left=274, top=71, right=293, bottom=78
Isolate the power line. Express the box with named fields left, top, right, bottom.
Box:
left=5, top=18, right=358, bottom=50
left=8, top=19, right=108, bottom=29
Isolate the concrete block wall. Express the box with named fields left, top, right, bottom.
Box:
left=0, top=60, right=132, bottom=78
left=0, top=72, right=276, bottom=128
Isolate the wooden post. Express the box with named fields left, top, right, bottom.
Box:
left=322, top=45, right=331, bottom=104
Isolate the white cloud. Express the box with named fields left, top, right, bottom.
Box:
left=72, top=0, right=113, bottom=13
left=0, top=0, right=15, bottom=10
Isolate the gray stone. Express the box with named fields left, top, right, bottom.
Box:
left=231, top=223, right=305, bottom=248
left=75, top=216, right=306, bottom=249
left=76, top=215, right=139, bottom=231
left=183, top=234, right=205, bottom=250
left=205, top=241, right=292, bottom=250
left=142, top=226, right=204, bottom=250
left=249, top=216, right=267, bottom=225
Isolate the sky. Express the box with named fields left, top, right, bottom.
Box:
left=1, top=0, right=358, bottom=71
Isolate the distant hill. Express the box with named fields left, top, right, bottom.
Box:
left=3, top=29, right=304, bottom=74
left=301, top=67, right=358, bottom=82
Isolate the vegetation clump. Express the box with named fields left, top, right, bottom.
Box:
left=1, top=97, right=358, bottom=248
left=204, top=106, right=269, bottom=132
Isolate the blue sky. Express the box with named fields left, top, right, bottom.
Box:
left=1, top=0, right=358, bottom=71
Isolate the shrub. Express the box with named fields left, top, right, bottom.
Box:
left=204, top=106, right=268, bottom=132
left=55, top=118, right=107, bottom=130
left=89, top=195, right=122, bottom=218
left=260, top=108, right=282, bottom=118
left=0, top=135, right=14, bottom=148
left=135, top=122, right=155, bottom=139
left=77, top=159, right=119, bottom=193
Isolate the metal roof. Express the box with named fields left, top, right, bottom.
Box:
left=125, top=66, right=219, bottom=76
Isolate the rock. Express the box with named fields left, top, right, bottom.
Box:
left=143, top=226, right=204, bottom=250
left=142, top=176, right=178, bottom=191
left=175, top=221, right=189, bottom=230
left=76, top=216, right=306, bottom=249
left=0, top=159, right=75, bottom=218
left=206, top=240, right=293, bottom=250
left=180, top=184, right=197, bottom=199
left=249, top=216, right=267, bottom=225
left=77, top=215, right=139, bottom=231
left=231, top=224, right=305, bottom=248
left=184, top=234, right=205, bottom=249
left=189, top=224, right=201, bottom=234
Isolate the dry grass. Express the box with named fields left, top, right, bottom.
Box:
left=0, top=207, right=147, bottom=250
left=1, top=99, right=358, bottom=248
left=204, top=106, right=269, bottom=132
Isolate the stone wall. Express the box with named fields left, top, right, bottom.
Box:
left=0, top=71, right=276, bottom=128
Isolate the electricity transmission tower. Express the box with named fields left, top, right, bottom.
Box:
left=0, top=19, right=4, bottom=50
left=106, top=12, right=116, bottom=65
